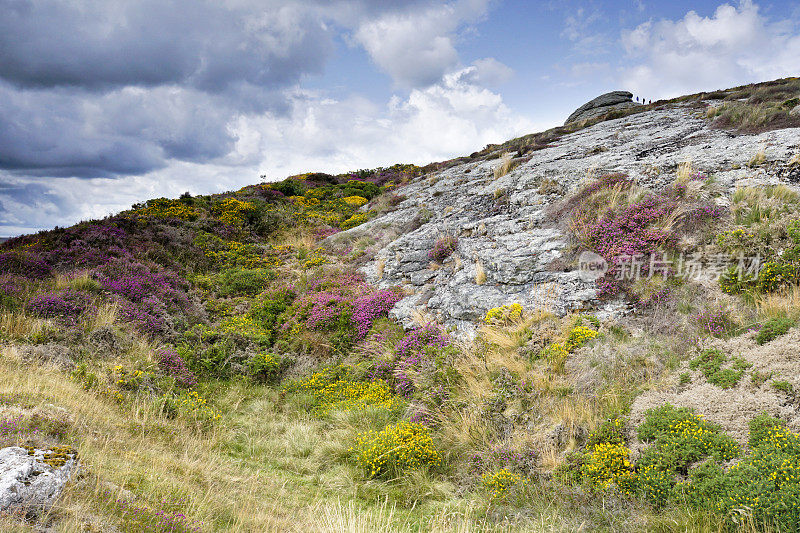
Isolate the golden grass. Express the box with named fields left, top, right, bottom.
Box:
left=475, top=260, right=486, bottom=285
left=313, top=497, right=402, bottom=533
left=748, top=148, right=766, bottom=167
left=376, top=259, right=386, bottom=280
left=84, top=300, right=119, bottom=332
left=493, top=152, right=513, bottom=180
left=53, top=270, right=100, bottom=292
left=0, top=348, right=364, bottom=532
left=0, top=311, right=52, bottom=341
left=676, top=160, right=694, bottom=183
left=755, top=284, right=800, bottom=320
left=790, top=150, right=800, bottom=166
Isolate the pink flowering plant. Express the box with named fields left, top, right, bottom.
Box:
left=570, top=174, right=724, bottom=298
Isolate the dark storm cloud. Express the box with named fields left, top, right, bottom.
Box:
left=0, top=0, right=342, bottom=179
left=0, top=0, right=332, bottom=92
left=0, top=82, right=238, bottom=177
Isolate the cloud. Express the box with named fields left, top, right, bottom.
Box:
left=560, top=4, right=611, bottom=55
left=620, top=1, right=800, bottom=98
left=0, top=0, right=537, bottom=237
left=460, top=58, right=514, bottom=88
left=243, top=65, right=535, bottom=175
left=352, top=0, right=491, bottom=87
left=0, top=0, right=333, bottom=93
left=0, top=82, right=237, bottom=177
left=0, top=66, right=537, bottom=236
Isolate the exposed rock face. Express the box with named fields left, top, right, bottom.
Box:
left=328, top=103, right=800, bottom=337
left=565, top=91, right=636, bottom=125
left=0, top=446, right=78, bottom=516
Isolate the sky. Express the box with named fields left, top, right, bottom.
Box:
left=1, top=0, right=800, bottom=237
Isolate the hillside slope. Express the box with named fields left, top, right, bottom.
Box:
left=2, top=77, right=800, bottom=532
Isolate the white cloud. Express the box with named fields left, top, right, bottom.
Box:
left=352, top=0, right=491, bottom=87
left=0, top=66, right=539, bottom=236
left=620, top=1, right=800, bottom=98
left=461, top=58, right=514, bottom=88
left=243, top=66, right=535, bottom=178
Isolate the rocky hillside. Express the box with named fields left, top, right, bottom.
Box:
left=2, top=76, right=800, bottom=532
left=336, top=84, right=800, bottom=335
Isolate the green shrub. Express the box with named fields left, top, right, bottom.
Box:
left=689, top=348, right=750, bottom=388
left=748, top=412, right=786, bottom=448
left=216, top=267, right=276, bottom=297
left=586, top=417, right=626, bottom=447
left=756, top=316, right=795, bottom=345
left=685, top=413, right=800, bottom=531
left=637, top=404, right=739, bottom=471
left=246, top=352, right=289, bottom=383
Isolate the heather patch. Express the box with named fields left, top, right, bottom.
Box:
left=282, top=270, right=401, bottom=353
left=26, top=289, right=93, bottom=324
left=569, top=174, right=723, bottom=298
left=428, top=235, right=458, bottom=262
left=157, top=348, right=197, bottom=388
left=0, top=250, right=51, bottom=279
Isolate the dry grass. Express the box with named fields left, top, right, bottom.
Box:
left=0, top=347, right=361, bottom=532
left=0, top=311, right=52, bottom=341
left=676, top=160, right=694, bottom=183
left=313, top=498, right=402, bottom=533
left=53, top=270, right=100, bottom=292
left=748, top=148, right=767, bottom=167
left=84, top=300, right=119, bottom=331
left=376, top=259, right=386, bottom=279
left=755, top=284, right=800, bottom=320
left=475, top=260, right=486, bottom=285
left=493, top=152, right=513, bottom=180
left=790, top=151, right=800, bottom=166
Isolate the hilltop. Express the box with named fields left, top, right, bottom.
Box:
left=1, top=76, right=800, bottom=532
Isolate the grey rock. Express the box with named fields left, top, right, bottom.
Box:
left=565, top=91, right=636, bottom=125
left=325, top=101, right=800, bottom=338
left=791, top=104, right=800, bottom=117
left=0, top=446, right=78, bottom=516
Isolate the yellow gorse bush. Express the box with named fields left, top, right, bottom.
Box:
left=484, top=303, right=523, bottom=324
left=286, top=369, right=402, bottom=416
left=216, top=198, right=255, bottom=226
left=352, top=421, right=441, bottom=478
left=342, top=195, right=368, bottom=208
left=582, top=442, right=634, bottom=489
left=176, top=389, right=221, bottom=422
left=482, top=469, right=524, bottom=501
left=138, top=198, right=199, bottom=220
left=564, top=325, right=598, bottom=352
left=341, top=213, right=370, bottom=230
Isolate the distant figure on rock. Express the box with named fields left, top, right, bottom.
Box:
left=635, top=96, right=639, bottom=103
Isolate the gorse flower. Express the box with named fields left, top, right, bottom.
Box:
left=484, top=303, right=523, bottom=324
left=482, top=469, right=524, bottom=501
left=352, top=421, right=441, bottom=478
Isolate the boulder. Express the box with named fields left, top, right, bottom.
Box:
left=564, top=90, right=636, bottom=125
left=790, top=104, right=800, bottom=117
left=0, top=446, right=78, bottom=516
